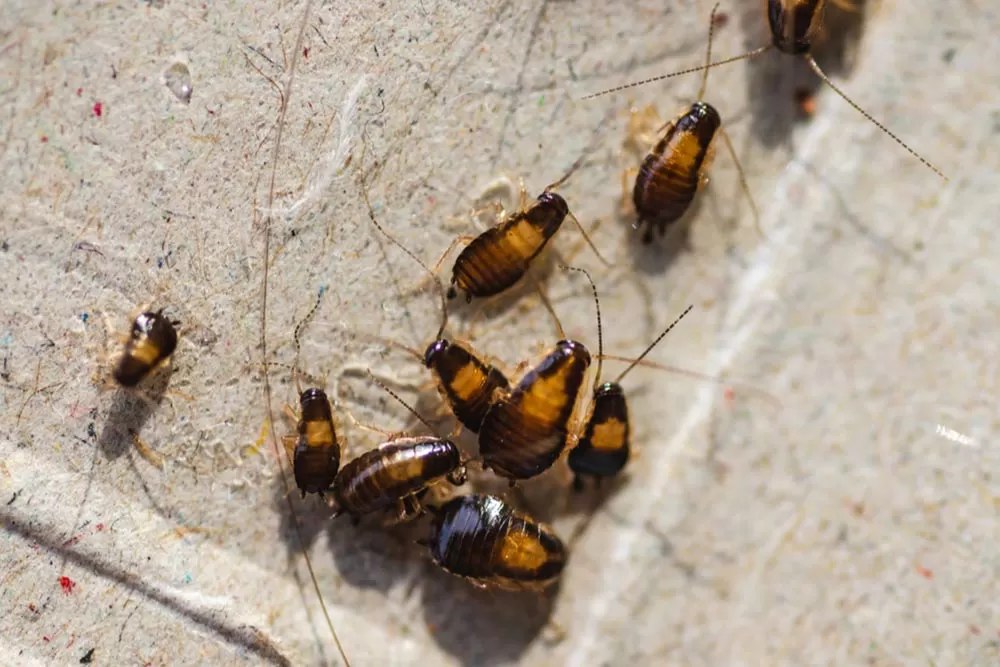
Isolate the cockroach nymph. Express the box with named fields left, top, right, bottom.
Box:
left=113, top=309, right=180, bottom=388
left=435, top=155, right=609, bottom=304
left=477, top=267, right=601, bottom=484
left=285, top=387, right=341, bottom=497
left=425, top=493, right=566, bottom=591
left=330, top=371, right=467, bottom=523
left=281, top=290, right=343, bottom=498
left=562, top=268, right=695, bottom=488
left=627, top=3, right=760, bottom=243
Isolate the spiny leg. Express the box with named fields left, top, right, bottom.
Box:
left=557, top=215, right=607, bottom=269
left=619, top=167, right=638, bottom=218
left=717, top=126, right=763, bottom=239
left=404, top=235, right=477, bottom=297
left=625, top=103, right=662, bottom=155
left=282, top=434, right=298, bottom=468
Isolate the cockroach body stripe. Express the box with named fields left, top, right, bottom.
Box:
left=427, top=494, right=566, bottom=591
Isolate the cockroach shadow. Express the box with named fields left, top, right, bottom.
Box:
left=624, top=190, right=703, bottom=277
left=96, top=365, right=173, bottom=460
left=742, top=0, right=868, bottom=148
left=421, top=564, right=560, bottom=667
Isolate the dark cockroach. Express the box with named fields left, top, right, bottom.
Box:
left=561, top=269, right=695, bottom=488
left=330, top=372, right=467, bottom=523
left=431, top=155, right=609, bottom=303
left=585, top=0, right=948, bottom=182
left=285, top=387, right=341, bottom=497
left=626, top=3, right=760, bottom=243
left=424, top=493, right=566, bottom=591
left=476, top=270, right=600, bottom=483
left=113, top=309, right=180, bottom=387
left=280, top=289, right=343, bottom=498
left=362, top=183, right=509, bottom=434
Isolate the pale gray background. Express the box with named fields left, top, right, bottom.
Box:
left=1, top=1, right=998, bottom=665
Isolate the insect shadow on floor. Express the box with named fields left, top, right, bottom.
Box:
left=96, top=367, right=173, bottom=460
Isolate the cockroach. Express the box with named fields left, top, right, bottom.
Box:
left=626, top=3, right=761, bottom=243
left=280, top=289, right=343, bottom=498
left=330, top=372, right=467, bottom=523
left=362, top=182, right=509, bottom=434
left=562, top=269, right=695, bottom=488
left=285, top=388, right=341, bottom=497
left=477, top=269, right=600, bottom=483
left=433, top=155, right=609, bottom=303
left=425, top=493, right=566, bottom=591
left=113, top=309, right=180, bottom=387
left=584, top=0, right=948, bottom=181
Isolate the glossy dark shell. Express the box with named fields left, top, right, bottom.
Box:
left=292, top=389, right=340, bottom=495
left=478, top=340, right=591, bottom=480
left=768, top=0, right=823, bottom=54
left=424, top=339, right=509, bottom=433
left=333, top=437, right=461, bottom=516
left=450, top=194, right=567, bottom=301
left=428, top=494, right=566, bottom=591
left=633, top=102, right=721, bottom=241
left=568, top=382, right=630, bottom=480
left=113, top=310, right=178, bottom=387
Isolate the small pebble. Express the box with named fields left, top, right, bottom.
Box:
left=164, top=62, right=192, bottom=104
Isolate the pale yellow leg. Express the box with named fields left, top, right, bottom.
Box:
left=830, top=0, right=861, bottom=13
left=620, top=167, right=638, bottom=218
left=282, top=434, right=298, bottom=466
left=405, top=235, right=476, bottom=296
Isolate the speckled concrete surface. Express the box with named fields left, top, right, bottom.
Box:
left=1, top=1, right=997, bottom=665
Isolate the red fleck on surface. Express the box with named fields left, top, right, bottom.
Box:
left=723, top=386, right=735, bottom=402
left=40, top=135, right=48, bottom=143
left=92, top=101, right=103, bottom=117
left=795, top=88, right=817, bottom=116
left=970, top=624, right=981, bottom=635
left=62, top=534, right=81, bottom=548
left=43, top=636, right=50, bottom=643
left=59, top=576, right=77, bottom=594
left=28, top=603, right=38, bottom=614
left=76, top=88, right=83, bottom=96
left=712, top=11, right=728, bottom=28
left=915, top=564, right=933, bottom=579
left=303, top=46, right=309, bottom=58
left=96, top=523, right=105, bottom=531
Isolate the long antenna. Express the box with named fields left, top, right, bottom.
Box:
left=597, top=354, right=782, bottom=409
left=804, top=55, right=948, bottom=182
left=544, top=106, right=617, bottom=192
left=565, top=211, right=612, bottom=267
left=697, top=3, right=722, bottom=102
left=561, top=265, right=603, bottom=393
left=546, top=109, right=615, bottom=268
left=366, top=369, right=438, bottom=434
left=545, top=151, right=587, bottom=192
left=613, top=305, right=693, bottom=384
left=292, top=287, right=325, bottom=395
left=257, top=1, right=351, bottom=664
left=718, top=127, right=764, bottom=239
left=361, top=180, right=450, bottom=338
left=581, top=46, right=772, bottom=100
